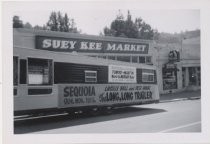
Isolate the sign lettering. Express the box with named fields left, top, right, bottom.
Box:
left=36, top=36, right=149, bottom=54
left=58, top=84, right=157, bottom=108
left=108, top=65, right=136, bottom=83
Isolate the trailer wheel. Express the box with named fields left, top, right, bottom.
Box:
left=82, top=108, right=100, bottom=116
left=90, top=108, right=100, bottom=116
left=65, top=110, right=74, bottom=117
left=101, top=106, right=113, bottom=115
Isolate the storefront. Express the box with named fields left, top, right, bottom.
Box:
left=162, top=63, right=178, bottom=91
left=182, top=67, right=201, bottom=89
left=155, top=37, right=201, bottom=94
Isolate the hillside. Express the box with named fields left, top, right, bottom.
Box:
left=156, top=29, right=200, bottom=43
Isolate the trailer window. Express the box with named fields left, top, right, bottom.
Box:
left=117, top=56, right=131, bottom=62
left=85, top=70, right=97, bottom=83
left=98, top=56, right=106, bottom=59
left=132, top=56, right=138, bottom=63
left=13, top=57, right=18, bottom=85
left=146, top=56, right=152, bottom=64
left=142, top=69, right=155, bottom=82
left=108, top=56, right=116, bottom=60
left=139, top=56, right=146, bottom=63
left=20, top=59, right=27, bottom=84
left=28, top=58, right=52, bottom=85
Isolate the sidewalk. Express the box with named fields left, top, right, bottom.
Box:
left=159, top=90, right=201, bottom=103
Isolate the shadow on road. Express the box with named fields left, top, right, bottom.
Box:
left=14, top=106, right=166, bottom=134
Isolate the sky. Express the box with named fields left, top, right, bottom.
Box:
left=12, top=1, right=200, bottom=35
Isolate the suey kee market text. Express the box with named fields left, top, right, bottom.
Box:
left=36, top=36, right=149, bottom=54
left=59, top=84, right=153, bottom=107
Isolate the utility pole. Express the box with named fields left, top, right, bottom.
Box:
left=180, top=37, right=186, bottom=61
left=154, top=46, right=162, bottom=68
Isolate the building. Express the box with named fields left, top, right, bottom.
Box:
left=155, top=37, right=201, bottom=94
left=14, top=28, right=200, bottom=95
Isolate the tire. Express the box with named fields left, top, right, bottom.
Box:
left=101, top=106, right=113, bottom=115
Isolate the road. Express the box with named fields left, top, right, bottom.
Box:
left=14, top=99, right=201, bottom=133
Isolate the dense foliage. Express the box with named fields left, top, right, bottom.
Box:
left=13, top=16, right=23, bottom=28
left=103, top=11, right=158, bottom=40
left=13, top=11, right=200, bottom=42
left=13, top=11, right=80, bottom=33
left=46, top=11, right=79, bottom=33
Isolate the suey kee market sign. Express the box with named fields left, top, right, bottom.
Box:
left=36, top=36, right=149, bottom=54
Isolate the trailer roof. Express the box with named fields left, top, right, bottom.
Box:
left=13, top=28, right=156, bottom=70
left=14, top=28, right=154, bottom=44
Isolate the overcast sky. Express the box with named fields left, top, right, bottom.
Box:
left=13, top=2, right=200, bottom=35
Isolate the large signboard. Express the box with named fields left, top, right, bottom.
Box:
left=36, top=36, right=149, bottom=54
left=58, top=84, right=157, bottom=108
left=162, top=66, right=177, bottom=90
left=168, top=50, right=180, bottom=62
left=108, top=65, right=136, bottom=83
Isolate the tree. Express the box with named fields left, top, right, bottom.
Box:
left=13, top=16, right=23, bottom=28
left=124, top=11, right=138, bottom=38
left=109, top=10, right=126, bottom=37
left=47, top=11, right=59, bottom=31
left=34, top=25, right=43, bottom=30
left=135, top=19, right=154, bottom=39
left=34, top=24, right=48, bottom=30
left=46, top=11, right=79, bottom=33
left=13, top=15, right=34, bottom=29
left=57, top=11, right=65, bottom=32
left=69, top=19, right=78, bottom=33
left=103, top=11, right=157, bottom=40
left=63, top=13, right=70, bottom=32
left=42, top=24, right=48, bottom=30
left=24, top=22, right=32, bottom=29
left=153, top=29, right=159, bottom=40
left=103, top=26, right=116, bottom=36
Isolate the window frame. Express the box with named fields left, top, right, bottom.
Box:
left=13, top=56, right=19, bottom=86
left=19, top=59, right=27, bottom=84
left=108, top=55, right=116, bottom=60
left=132, top=56, right=138, bottom=63
left=116, top=56, right=131, bottom=63
left=85, top=70, right=97, bottom=83
left=27, top=57, right=53, bottom=86
left=139, top=56, right=146, bottom=63
left=142, top=69, right=155, bottom=83
left=146, top=56, right=152, bottom=64
left=13, top=56, right=19, bottom=96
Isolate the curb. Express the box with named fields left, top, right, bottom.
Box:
left=159, top=97, right=200, bottom=103
left=188, top=97, right=201, bottom=100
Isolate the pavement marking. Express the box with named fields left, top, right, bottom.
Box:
left=158, top=121, right=201, bottom=133
left=159, top=98, right=188, bottom=103
left=159, top=97, right=200, bottom=103
left=14, top=113, right=68, bottom=121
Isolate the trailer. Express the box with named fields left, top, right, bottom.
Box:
left=13, top=28, right=159, bottom=116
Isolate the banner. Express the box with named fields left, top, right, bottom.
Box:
left=108, top=65, right=136, bottom=83
left=58, top=84, right=156, bottom=108
left=36, top=36, right=149, bottom=54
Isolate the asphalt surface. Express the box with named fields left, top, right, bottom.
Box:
left=14, top=99, right=201, bottom=134
left=160, top=90, right=201, bottom=102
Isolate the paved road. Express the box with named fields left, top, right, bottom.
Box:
left=14, top=99, right=201, bottom=134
